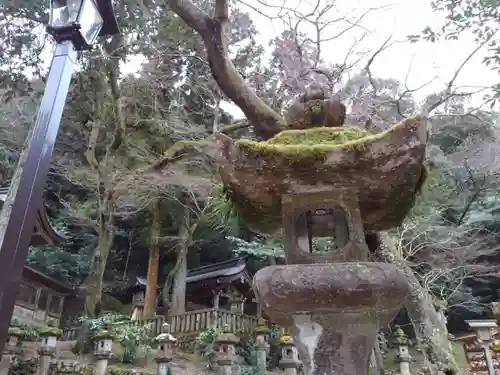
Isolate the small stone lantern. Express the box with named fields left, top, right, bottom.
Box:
left=279, top=334, right=300, bottom=375
left=392, top=327, right=411, bottom=375
left=94, top=328, right=114, bottom=358
left=156, top=323, right=177, bottom=362
left=215, top=324, right=239, bottom=375
left=6, top=326, right=23, bottom=351
left=0, top=326, right=24, bottom=375
left=38, top=324, right=61, bottom=375
left=254, top=319, right=270, bottom=375
left=93, top=327, right=114, bottom=375
left=38, top=324, right=61, bottom=355
left=228, top=292, right=245, bottom=314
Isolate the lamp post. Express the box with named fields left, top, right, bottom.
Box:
left=0, top=0, right=119, bottom=351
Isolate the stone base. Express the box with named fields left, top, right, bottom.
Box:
left=290, top=314, right=381, bottom=375
left=254, top=262, right=409, bottom=375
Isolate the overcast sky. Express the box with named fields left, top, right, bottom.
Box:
left=208, top=0, right=498, bottom=118
left=105, top=0, right=499, bottom=118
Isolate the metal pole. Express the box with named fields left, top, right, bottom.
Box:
left=0, top=40, right=77, bottom=351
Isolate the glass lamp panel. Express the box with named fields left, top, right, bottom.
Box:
left=77, top=0, right=104, bottom=45
left=49, top=0, right=82, bottom=27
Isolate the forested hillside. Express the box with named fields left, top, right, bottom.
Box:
left=2, top=0, right=500, bottom=371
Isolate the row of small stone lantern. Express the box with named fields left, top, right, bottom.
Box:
left=213, top=321, right=302, bottom=375
left=0, top=322, right=178, bottom=375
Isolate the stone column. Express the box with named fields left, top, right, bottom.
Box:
left=93, top=329, right=114, bottom=375
left=155, top=323, right=177, bottom=375
left=37, top=325, right=61, bottom=375
left=467, top=320, right=498, bottom=375
left=393, top=327, right=411, bottom=375
left=215, top=325, right=239, bottom=375
left=254, top=319, right=270, bottom=375
left=279, top=334, right=301, bottom=375
left=0, top=326, right=23, bottom=375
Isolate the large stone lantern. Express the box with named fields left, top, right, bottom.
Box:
left=214, top=93, right=427, bottom=375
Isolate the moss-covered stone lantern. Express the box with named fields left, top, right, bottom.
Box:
left=6, top=326, right=23, bottom=351
left=215, top=324, right=239, bottom=373
left=254, top=318, right=270, bottom=349
left=392, top=327, right=412, bottom=375
left=216, top=91, right=425, bottom=375
left=93, top=328, right=114, bottom=359
left=155, top=323, right=177, bottom=364
left=38, top=324, right=61, bottom=354
left=279, top=334, right=300, bottom=375
left=392, top=327, right=411, bottom=360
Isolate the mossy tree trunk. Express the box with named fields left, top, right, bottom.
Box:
left=171, top=204, right=190, bottom=315
left=143, top=200, right=161, bottom=318
left=83, top=37, right=126, bottom=317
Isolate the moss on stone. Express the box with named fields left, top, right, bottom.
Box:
left=8, top=327, right=24, bottom=337
left=253, top=325, right=270, bottom=334
left=85, top=365, right=157, bottom=375
left=236, top=117, right=421, bottom=165
left=37, top=326, right=61, bottom=337
left=279, top=335, right=293, bottom=345
left=216, top=332, right=239, bottom=344
left=94, top=329, right=114, bottom=340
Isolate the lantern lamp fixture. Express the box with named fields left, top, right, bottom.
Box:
left=47, top=0, right=119, bottom=50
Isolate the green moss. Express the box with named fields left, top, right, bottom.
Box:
left=280, top=335, right=293, bottom=345
left=85, top=365, right=157, bottom=375
left=266, top=126, right=369, bottom=145
left=8, top=327, right=24, bottom=337
left=179, top=353, right=203, bottom=362
left=101, top=294, right=129, bottom=314
left=253, top=325, right=270, bottom=334
left=216, top=332, right=239, bottom=344
left=37, top=326, right=61, bottom=337
left=94, top=329, right=114, bottom=340
left=236, top=116, right=421, bottom=164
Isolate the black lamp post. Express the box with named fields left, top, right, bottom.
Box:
left=0, top=0, right=119, bottom=351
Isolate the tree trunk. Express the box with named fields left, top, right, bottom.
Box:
left=170, top=204, right=190, bottom=315
left=84, top=211, right=113, bottom=317
left=374, top=231, right=457, bottom=374
left=143, top=200, right=161, bottom=318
